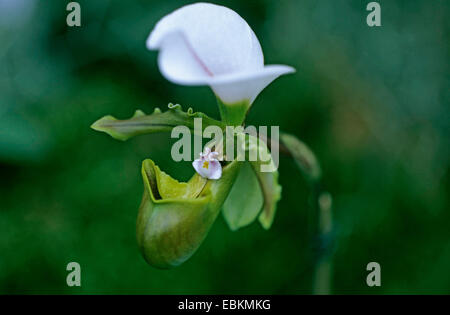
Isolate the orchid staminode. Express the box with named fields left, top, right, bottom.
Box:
left=192, top=147, right=222, bottom=180
left=146, top=2, right=295, bottom=107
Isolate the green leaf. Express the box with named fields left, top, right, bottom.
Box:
left=222, top=162, right=264, bottom=231
left=280, top=132, right=321, bottom=182
left=91, top=103, right=225, bottom=141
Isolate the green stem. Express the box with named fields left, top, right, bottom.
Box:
left=311, top=187, right=333, bottom=295
left=217, top=98, right=249, bottom=126
left=276, top=132, right=334, bottom=294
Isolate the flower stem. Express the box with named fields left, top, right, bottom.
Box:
left=216, top=98, right=249, bottom=126
left=262, top=132, right=334, bottom=294
left=311, top=189, right=333, bottom=295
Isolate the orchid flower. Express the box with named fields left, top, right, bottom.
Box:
left=90, top=3, right=317, bottom=271
left=192, top=147, right=222, bottom=180
left=146, top=2, right=295, bottom=125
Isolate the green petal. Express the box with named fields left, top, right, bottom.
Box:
left=91, top=103, right=224, bottom=141
left=280, top=132, right=321, bottom=182
left=137, top=159, right=241, bottom=269
left=250, top=161, right=281, bottom=230
left=222, top=135, right=282, bottom=230
left=222, top=161, right=263, bottom=231
left=247, top=136, right=282, bottom=229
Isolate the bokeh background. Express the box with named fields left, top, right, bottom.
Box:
left=0, top=0, right=448, bottom=294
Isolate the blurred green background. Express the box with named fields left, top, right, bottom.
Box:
left=0, top=0, right=448, bottom=294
